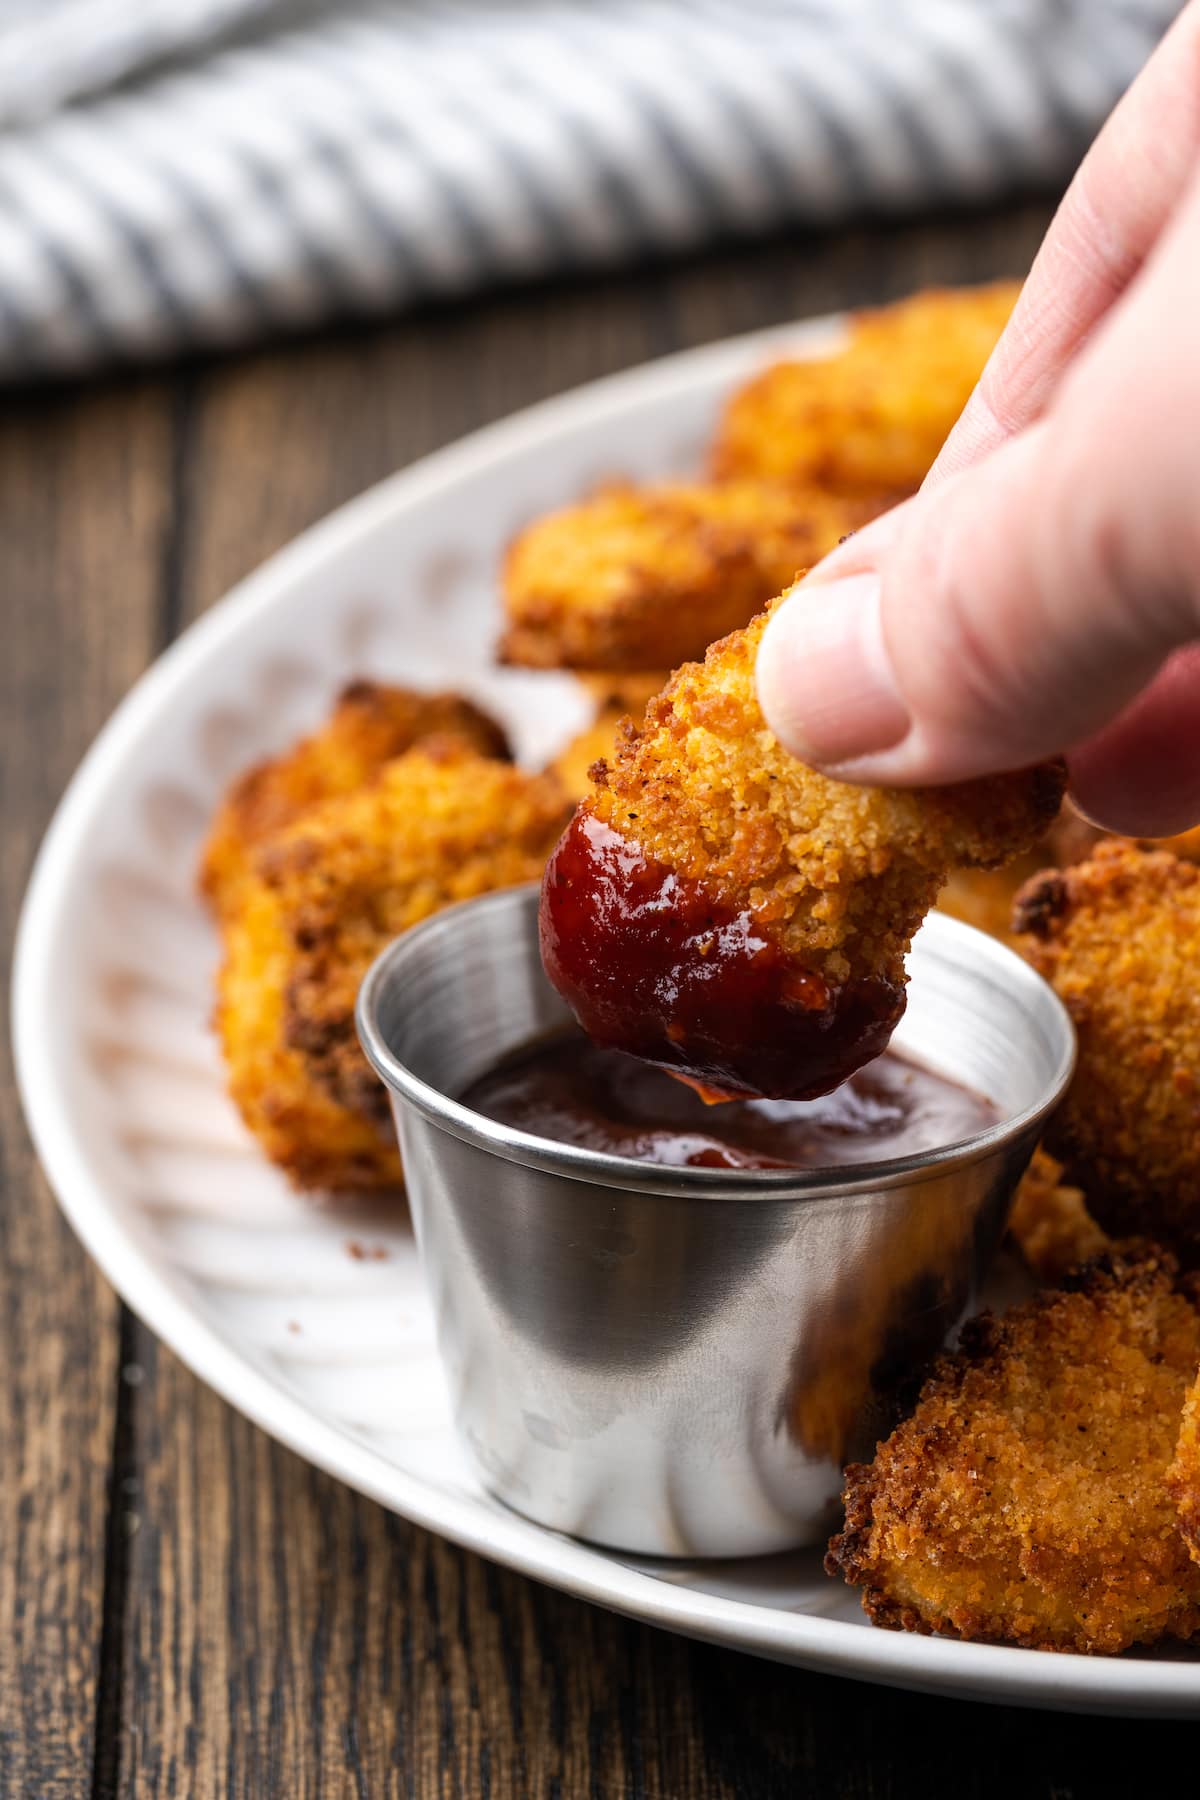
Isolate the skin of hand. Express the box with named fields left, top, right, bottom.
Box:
left=756, top=0, right=1200, bottom=837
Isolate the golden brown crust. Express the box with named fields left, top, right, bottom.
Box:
left=1044, top=807, right=1200, bottom=869
left=1155, top=824, right=1200, bottom=861
left=215, top=745, right=570, bottom=1192
left=550, top=675, right=668, bottom=803
left=499, top=480, right=890, bottom=671
left=574, top=671, right=669, bottom=715
left=1005, top=1148, right=1110, bottom=1284
left=1169, top=1369, right=1200, bottom=1564
left=826, top=1250, right=1200, bottom=1654
left=551, top=709, right=637, bottom=804
left=1013, top=841, right=1200, bottom=1264
left=587, top=598, right=1064, bottom=990
left=200, top=681, right=510, bottom=913
left=711, top=283, right=1019, bottom=492
left=937, top=805, right=1200, bottom=948
left=936, top=857, right=1045, bottom=944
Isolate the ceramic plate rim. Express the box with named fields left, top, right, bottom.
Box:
left=13, top=312, right=1200, bottom=1718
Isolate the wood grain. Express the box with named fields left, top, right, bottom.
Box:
left=0, top=378, right=175, bottom=1798
left=10, top=201, right=1187, bottom=1798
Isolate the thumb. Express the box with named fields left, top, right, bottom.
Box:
left=755, top=340, right=1200, bottom=818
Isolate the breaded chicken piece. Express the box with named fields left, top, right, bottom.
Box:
left=1169, top=1368, right=1200, bottom=1564
left=552, top=674, right=667, bottom=803
left=200, top=680, right=509, bottom=913
left=575, top=671, right=668, bottom=714
left=551, top=709, right=632, bottom=804
left=1014, top=842, right=1200, bottom=1264
left=1005, top=1148, right=1110, bottom=1284
left=541, top=599, right=1064, bottom=1101
left=711, top=282, right=1018, bottom=493
left=939, top=804, right=1200, bottom=948
left=937, top=802, right=1098, bottom=946
left=217, top=745, right=569, bottom=1191
left=1157, top=824, right=1200, bottom=861
left=1043, top=804, right=1200, bottom=872
left=937, top=856, right=1045, bottom=945
left=826, top=1250, right=1200, bottom=1654
left=500, top=480, right=889, bottom=672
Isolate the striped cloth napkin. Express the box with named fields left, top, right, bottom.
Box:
left=0, top=0, right=1181, bottom=381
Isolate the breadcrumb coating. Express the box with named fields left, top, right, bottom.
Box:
left=1043, top=805, right=1200, bottom=873
left=551, top=674, right=666, bottom=802
left=1005, top=1148, right=1109, bottom=1284
left=826, top=1251, right=1200, bottom=1654
left=575, top=671, right=668, bottom=714
left=200, top=680, right=509, bottom=913
left=938, top=807, right=1200, bottom=947
left=937, top=856, right=1044, bottom=945
left=711, top=282, right=1018, bottom=493
left=216, top=745, right=569, bottom=1192
left=1157, top=824, right=1200, bottom=861
left=1014, top=841, right=1200, bottom=1265
left=542, top=598, right=1063, bottom=1099
left=551, top=709, right=634, bottom=804
left=1170, top=1368, right=1200, bottom=1564
left=595, top=604, right=1062, bottom=974
left=500, top=480, right=888, bottom=671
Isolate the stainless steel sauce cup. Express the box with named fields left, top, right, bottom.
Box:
left=357, top=886, right=1074, bottom=1558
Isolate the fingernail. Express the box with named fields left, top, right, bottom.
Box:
left=756, top=574, right=911, bottom=767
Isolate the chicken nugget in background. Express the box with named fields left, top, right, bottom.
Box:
left=551, top=673, right=668, bottom=803
left=937, top=856, right=1045, bottom=945
left=711, top=282, right=1018, bottom=494
left=826, top=1250, right=1200, bottom=1655
left=1170, top=1368, right=1200, bottom=1565
left=1156, top=823, right=1200, bottom=861
left=1004, top=1147, right=1110, bottom=1284
left=551, top=709, right=635, bottom=805
left=938, top=801, right=1200, bottom=948
left=1042, top=802, right=1200, bottom=872
left=200, top=680, right=510, bottom=913
left=216, top=745, right=570, bottom=1193
left=541, top=596, right=1064, bottom=1104
left=1014, top=841, right=1200, bottom=1266
left=499, top=480, right=888, bottom=673
left=574, top=671, right=668, bottom=714
left=937, top=799, right=1099, bottom=946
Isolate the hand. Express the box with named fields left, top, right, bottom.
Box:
left=756, top=0, right=1200, bottom=837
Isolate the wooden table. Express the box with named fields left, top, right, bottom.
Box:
left=3, top=198, right=1186, bottom=1797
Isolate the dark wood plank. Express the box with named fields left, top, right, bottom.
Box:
left=0, top=377, right=176, bottom=1798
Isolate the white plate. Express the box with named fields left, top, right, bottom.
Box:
left=14, top=316, right=1200, bottom=1719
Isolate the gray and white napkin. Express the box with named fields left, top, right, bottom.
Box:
left=0, top=0, right=1182, bottom=380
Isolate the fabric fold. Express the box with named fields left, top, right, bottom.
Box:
left=0, top=0, right=1181, bottom=380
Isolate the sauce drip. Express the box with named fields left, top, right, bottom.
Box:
left=461, top=1030, right=999, bottom=1172
left=539, top=808, right=904, bottom=1102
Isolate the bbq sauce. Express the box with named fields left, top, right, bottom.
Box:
left=539, top=808, right=905, bottom=1103
left=461, top=1029, right=999, bottom=1173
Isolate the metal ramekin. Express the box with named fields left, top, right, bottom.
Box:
left=357, top=885, right=1075, bottom=1559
